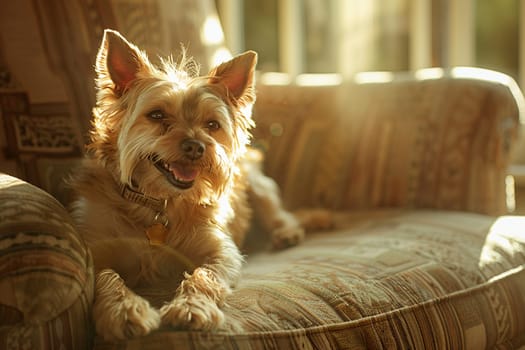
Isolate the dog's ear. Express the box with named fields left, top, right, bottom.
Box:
left=208, top=51, right=257, bottom=104
left=96, top=29, right=149, bottom=95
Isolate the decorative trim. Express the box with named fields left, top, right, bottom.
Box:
left=1, top=96, right=81, bottom=157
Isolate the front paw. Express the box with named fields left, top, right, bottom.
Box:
left=93, top=270, right=161, bottom=341
left=160, top=294, right=224, bottom=330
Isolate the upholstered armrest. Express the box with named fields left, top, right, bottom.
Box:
left=253, top=68, right=524, bottom=215
left=0, top=174, right=93, bottom=348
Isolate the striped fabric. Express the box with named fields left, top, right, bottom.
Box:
left=0, top=174, right=94, bottom=350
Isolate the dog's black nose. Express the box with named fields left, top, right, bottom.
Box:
left=181, top=139, right=205, bottom=160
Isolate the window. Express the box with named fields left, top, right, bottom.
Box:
left=217, top=0, right=525, bottom=88
left=475, top=0, right=519, bottom=84
left=218, top=0, right=411, bottom=76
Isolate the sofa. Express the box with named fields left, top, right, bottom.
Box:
left=2, top=2, right=525, bottom=350
left=2, top=66, right=525, bottom=349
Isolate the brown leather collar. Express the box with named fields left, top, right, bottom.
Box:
left=119, top=183, right=167, bottom=214
left=119, top=183, right=170, bottom=245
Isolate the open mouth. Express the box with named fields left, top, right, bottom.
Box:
left=151, top=156, right=199, bottom=190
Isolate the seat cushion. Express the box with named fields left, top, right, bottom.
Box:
left=94, top=210, right=525, bottom=349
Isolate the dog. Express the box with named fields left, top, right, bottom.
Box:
left=69, top=29, right=308, bottom=341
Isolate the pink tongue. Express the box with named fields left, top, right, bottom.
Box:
left=170, top=163, right=199, bottom=182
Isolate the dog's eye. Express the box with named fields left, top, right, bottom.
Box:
left=147, top=110, right=165, bottom=120
left=206, top=120, right=220, bottom=131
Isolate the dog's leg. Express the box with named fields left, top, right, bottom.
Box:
left=93, top=269, right=160, bottom=341
left=160, top=235, right=243, bottom=331
left=293, top=208, right=335, bottom=232
left=247, top=163, right=305, bottom=249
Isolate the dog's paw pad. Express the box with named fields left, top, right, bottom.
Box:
left=160, top=294, right=224, bottom=330
left=271, top=226, right=305, bottom=250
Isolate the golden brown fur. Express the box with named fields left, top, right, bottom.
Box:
left=69, top=29, right=306, bottom=341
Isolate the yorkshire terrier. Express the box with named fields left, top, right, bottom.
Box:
left=69, top=29, right=308, bottom=341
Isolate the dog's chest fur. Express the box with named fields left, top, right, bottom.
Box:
left=71, top=160, right=251, bottom=283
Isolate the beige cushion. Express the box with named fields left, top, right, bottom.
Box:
left=95, top=210, right=525, bottom=349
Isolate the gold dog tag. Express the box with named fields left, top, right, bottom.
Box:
left=145, top=223, right=168, bottom=245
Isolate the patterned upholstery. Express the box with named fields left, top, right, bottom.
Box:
left=252, top=69, right=523, bottom=216
left=0, top=174, right=94, bottom=350
left=92, top=211, right=525, bottom=349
